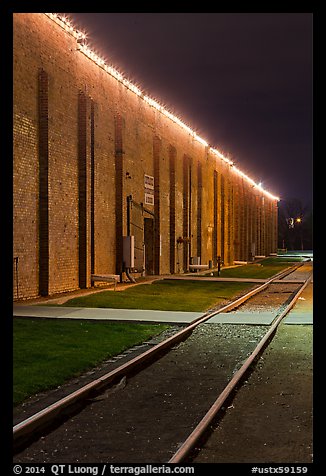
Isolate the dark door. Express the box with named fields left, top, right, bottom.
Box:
left=144, top=217, right=155, bottom=275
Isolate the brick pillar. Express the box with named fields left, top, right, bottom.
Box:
left=197, top=160, right=202, bottom=261
left=188, top=157, right=192, bottom=259
left=270, top=200, right=276, bottom=254
left=266, top=200, right=271, bottom=256
left=248, top=192, right=253, bottom=261
left=256, top=194, right=261, bottom=256
left=225, top=177, right=230, bottom=264
left=271, top=200, right=276, bottom=254
left=244, top=187, right=250, bottom=261
left=183, top=154, right=189, bottom=271
left=169, top=145, right=176, bottom=274
left=90, top=100, right=95, bottom=275
left=114, top=114, right=124, bottom=277
left=78, top=91, right=88, bottom=288
left=153, top=136, right=161, bottom=275
left=273, top=201, right=278, bottom=252
left=252, top=193, right=257, bottom=259
left=233, top=177, right=241, bottom=261
left=213, top=170, right=218, bottom=266
left=38, top=68, right=49, bottom=296
left=229, top=180, right=234, bottom=264
left=220, top=174, right=225, bottom=263
left=239, top=180, right=244, bottom=261
left=261, top=195, right=266, bottom=256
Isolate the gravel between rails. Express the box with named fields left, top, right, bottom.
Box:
left=192, top=324, right=313, bottom=463
left=234, top=283, right=301, bottom=313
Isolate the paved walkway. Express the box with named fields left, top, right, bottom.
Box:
left=283, top=281, right=313, bottom=324
left=13, top=279, right=313, bottom=326
left=13, top=305, right=202, bottom=324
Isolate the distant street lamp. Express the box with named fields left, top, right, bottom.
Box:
left=286, top=217, right=301, bottom=228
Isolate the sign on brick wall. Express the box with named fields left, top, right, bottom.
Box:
left=144, top=174, right=154, bottom=205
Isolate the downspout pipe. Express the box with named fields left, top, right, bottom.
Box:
left=125, top=267, right=136, bottom=283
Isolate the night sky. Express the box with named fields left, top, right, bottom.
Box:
left=68, top=12, right=313, bottom=207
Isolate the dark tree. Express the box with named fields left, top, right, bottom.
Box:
left=278, top=198, right=312, bottom=251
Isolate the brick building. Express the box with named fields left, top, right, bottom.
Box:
left=13, top=13, right=279, bottom=300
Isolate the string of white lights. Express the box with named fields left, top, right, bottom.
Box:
left=44, top=13, right=280, bottom=201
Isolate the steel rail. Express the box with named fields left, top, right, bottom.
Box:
left=168, top=273, right=312, bottom=463
left=13, top=262, right=304, bottom=449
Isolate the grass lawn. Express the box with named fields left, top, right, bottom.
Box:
left=13, top=318, right=170, bottom=406
left=62, top=280, right=253, bottom=312
left=205, top=257, right=303, bottom=279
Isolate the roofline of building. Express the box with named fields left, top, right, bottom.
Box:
left=43, top=12, right=280, bottom=202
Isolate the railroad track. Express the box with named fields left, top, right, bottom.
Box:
left=169, top=271, right=312, bottom=462
left=13, top=262, right=312, bottom=462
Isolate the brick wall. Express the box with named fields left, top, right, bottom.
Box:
left=13, top=13, right=278, bottom=299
